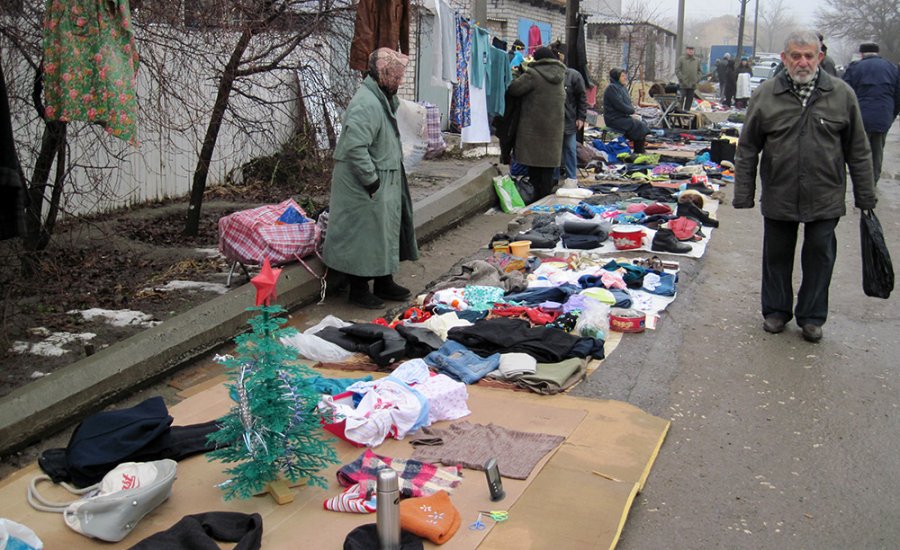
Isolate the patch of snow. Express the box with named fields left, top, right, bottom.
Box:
left=31, top=371, right=49, bottom=378
left=462, top=145, right=501, bottom=158
left=10, top=331, right=96, bottom=357
left=152, top=280, right=229, bottom=294
left=193, top=248, right=221, bottom=258
left=68, top=308, right=161, bottom=328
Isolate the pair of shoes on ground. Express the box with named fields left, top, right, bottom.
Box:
left=763, top=315, right=822, bottom=342
left=348, top=276, right=412, bottom=310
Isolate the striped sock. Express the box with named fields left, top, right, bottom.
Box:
left=323, top=483, right=376, bottom=513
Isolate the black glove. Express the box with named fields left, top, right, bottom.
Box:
left=363, top=179, right=380, bottom=198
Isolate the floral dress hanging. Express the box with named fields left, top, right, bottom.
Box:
left=42, top=0, right=140, bottom=143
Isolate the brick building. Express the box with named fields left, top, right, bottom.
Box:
left=394, top=0, right=675, bottom=125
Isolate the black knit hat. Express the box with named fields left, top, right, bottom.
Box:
left=532, top=47, right=555, bottom=60
left=859, top=42, right=879, bottom=53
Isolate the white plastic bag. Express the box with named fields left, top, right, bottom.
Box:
left=0, top=518, right=43, bottom=550
left=280, top=315, right=354, bottom=363
left=574, top=299, right=610, bottom=341
left=397, top=99, right=428, bottom=170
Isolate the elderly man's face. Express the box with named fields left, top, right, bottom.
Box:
left=781, top=42, right=823, bottom=84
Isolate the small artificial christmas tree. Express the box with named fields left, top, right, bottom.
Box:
left=207, top=258, right=339, bottom=500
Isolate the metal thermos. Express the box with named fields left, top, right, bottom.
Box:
left=376, top=469, right=401, bottom=550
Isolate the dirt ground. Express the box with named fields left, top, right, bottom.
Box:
left=0, top=159, right=465, bottom=399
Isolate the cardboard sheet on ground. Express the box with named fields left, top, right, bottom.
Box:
left=0, top=373, right=668, bottom=549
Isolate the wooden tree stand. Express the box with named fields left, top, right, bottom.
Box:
left=256, top=477, right=308, bottom=505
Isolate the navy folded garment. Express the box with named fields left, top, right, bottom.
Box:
left=562, top=233, right=603, bottom=249
left=561, top=219, right=609, bottom=237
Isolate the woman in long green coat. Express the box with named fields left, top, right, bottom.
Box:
left=323, top=48, right=418, bottom=309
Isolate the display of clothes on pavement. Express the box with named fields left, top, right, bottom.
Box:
left=349, top=0, right=411, bottom=71
left=410, top=421, right=564, bottom=479
left=42, top=0, right=140, bottom=143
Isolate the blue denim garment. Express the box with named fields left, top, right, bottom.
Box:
left=504, top=284, right=581, bottom=306
left=563, top=132, right=579, bottom=180
left=424, top=340, right=500, bottom=384
left=609, top=288, right=633, bottom=308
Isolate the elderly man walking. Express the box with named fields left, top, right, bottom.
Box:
left=675, top=45, right=702, bottom=111
left=734, top=30, right=878, bottom=343
left=842, top=42, right=900, bottom=184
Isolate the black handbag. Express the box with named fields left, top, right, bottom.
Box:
left=860, top=209, right=894, bottom=299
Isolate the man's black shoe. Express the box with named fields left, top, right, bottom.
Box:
left=373, top=276, right=412, bottom=302
left=763, top=316, right=785, bottom=334
left=651, top=228, right=693, bottom=253
left=801, top=324, right=823, bottom=343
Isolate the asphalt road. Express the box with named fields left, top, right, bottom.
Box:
left=572, top=125, right=900, bottom=549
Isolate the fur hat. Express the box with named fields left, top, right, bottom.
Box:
left=678, top=189, right=705, bottom=208
left=859, top=43, right=879, bottom=54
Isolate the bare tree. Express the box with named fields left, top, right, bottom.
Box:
left=167, top=0, right=349, bottom=236
left=620, top=0, right=668, bottom=88
left=1, top=0, right=355, bottom=266
left=758, top=0, right=797, bottom=53
left=817, top=0, right=900, bottom=62
left=1, top=3, right=129, bottom=274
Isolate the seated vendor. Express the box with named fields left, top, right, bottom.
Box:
left=603, top=68, right=651, bottom=153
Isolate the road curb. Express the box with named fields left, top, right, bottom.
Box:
left=0, top=161, right=499, bottom=456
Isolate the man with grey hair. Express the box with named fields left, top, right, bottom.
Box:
left=734, top=30, right=878, bottom=343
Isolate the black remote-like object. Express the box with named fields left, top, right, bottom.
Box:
left=484, top=458, right=505, bottom=501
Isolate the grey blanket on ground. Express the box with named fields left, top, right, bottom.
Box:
left=410, top=421, right=565, bottom=480
left=430, top=260, right=527, bottom=293
left=513, top=357, right=587, bottom=395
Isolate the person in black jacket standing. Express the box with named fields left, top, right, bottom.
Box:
left=842, top=42, right=900, bottom=184
left=551, top=42, right=587, bottom=189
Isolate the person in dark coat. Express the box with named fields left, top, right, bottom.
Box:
left=734, top=30, right=877, bottom=343
left=818, top=33, right=837, bottom=77
left=722, top=57, right=737, bottom=106
left=323, top=48, right=418, bottom=309
left=603, top=68, right=650, bottom=153
left=550, top=42, right=587, bottom=188
left=715, top=54, right=730, bottom=98
left=507, top=47, right=566, bottom=199
left=842, top=42, right=900, bottom=184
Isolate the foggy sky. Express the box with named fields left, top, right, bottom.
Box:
left=647, top=0, right=821, bottom=26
